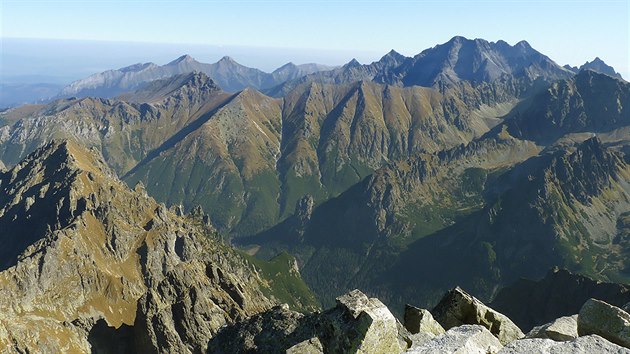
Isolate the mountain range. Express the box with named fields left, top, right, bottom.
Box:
left=0, top=35, right=629, bottom=352
left=59, top=54, right=335, bottom=98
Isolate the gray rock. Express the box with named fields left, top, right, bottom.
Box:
left=578, top=298, right=630, bottom=348
left=622, top=302, right=630, bottom=314
left=499, top=335, right=630, bottom=353
left=526, top=315, right=578, bottom=341
left=286, top=337, right=324, bottom=354
left=406, top=324, right=503, bottom=354
left=405, top=304, right=446, bottom=336
left=329, top=289, right=405, bottom=353
left=432, top=287, right=524, bottom=345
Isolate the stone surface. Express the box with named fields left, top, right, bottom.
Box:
left=578, top=298, right=630, bottom=348
left=286, top=337, right=324, bottom=354
left=208, top=289, right=407, bottom=353
left=325, top=289, right=406, bottom=353
left=0, top=141, right=279, bottom=352
left=406, top=324, right=503, bottom=354
left=499, top=335, right=630, bottom=353
left=526, top=315, right=578, bottom=341
left=405, top=304, right=446, bottom=336
left=432, top=287, right=524, bottom=345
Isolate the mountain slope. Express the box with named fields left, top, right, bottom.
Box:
left=247, top=135, right=630, bottom=312
left=0, top=72, right=233, bottom=173
left=504, top=70, right=630, bottom=144
left=0, top=140, right=317, bottom=352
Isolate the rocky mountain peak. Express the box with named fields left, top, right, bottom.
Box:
left=168, top=54, right=198, bottom=66
left=0, top=140, right=299, bottom=352
left=344, top=58, right=362, bottom=68
left=218, top=55, right=237, bottom=65
left=578, top=57, right=623, bottom=79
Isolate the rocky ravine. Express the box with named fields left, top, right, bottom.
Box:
left=0, top=140, right=316, bottom=352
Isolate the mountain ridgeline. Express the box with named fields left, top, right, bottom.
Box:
left=1, top=36, right=630, bottom=348
left=59, top=54, right=334, bottom=98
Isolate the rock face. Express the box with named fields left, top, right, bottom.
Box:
left=407, top=325, right=503, bottom=354
left=405, top=304, right=445, bottom=336
left=0, top=140, right=308, bottom=352
left=432, top=287, right=524, bottom=345
left=329, top=289, right=403, bottom=353
left=207, top=289, right=405, bottom=354
left=578, top=298, right=630, bottom=348
left=499, top=335, right=630, bottom=354
left=526, top=315, right=578, bottom=341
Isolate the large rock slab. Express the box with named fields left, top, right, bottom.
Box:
left=406, top=324, right=503, bottom=354
left=327, top=289, right=405, bottom=353
left=499, top=335, right=630, bottom=353
left=578, top=298, right=630, bottom=348
left=432, top=287, right=524, bottom=345
left=405, top=304, right=446, bottom=336
left=526, top=315, right=578, bottom=341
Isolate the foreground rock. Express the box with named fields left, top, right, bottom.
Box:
left=407, top=325, right=503, bottom=354
left=499, top=335, right=630, bottom=353
left=208, top=289, right=406, bottom=353
left=432, top=287, right=524, bottom=345
left=0, top=141, right=296, bottom=352
left=405, top=304, right=446, bottom=336
left=526, top=315, right=578, bottom=341
left=578, top=298, right=630, bottom=348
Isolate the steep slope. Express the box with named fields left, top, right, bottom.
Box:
left=0, top=72, right=233, bottom=173
left=276, top=78, right=520, bottom=217
left=59, top=54, right=332, bottom=98
left=0, top=140, right=317, bottom=352
left=123, top=87, right=283, bottom=235
left=504, top=70, right=630, bottom=144
left=248, top=136, right=630, bottom=313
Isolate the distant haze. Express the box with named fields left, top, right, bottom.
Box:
left=0, top=38, right=379, bottom=85
left=1, top=0, right=628, bottom=82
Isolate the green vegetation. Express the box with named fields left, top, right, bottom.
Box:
left=239, top=251, right=321, bottom=312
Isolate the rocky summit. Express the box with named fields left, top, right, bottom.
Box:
left=0, top=140, right=316, bottom=352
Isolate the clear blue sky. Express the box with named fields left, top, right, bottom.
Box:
left=1, top=0, right=629, bottom=78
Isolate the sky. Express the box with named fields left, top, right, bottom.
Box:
left=1, top=0, right=629, bottom=80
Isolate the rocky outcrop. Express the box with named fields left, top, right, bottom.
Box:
left=407, top=325, right=503, bottom=354
left=578, top=299, right=630, bottom=348
left=432, top=287, right=524, bottom=345
left=0, top=140, right=296, bottom=352
left=404, top=304, right=445, bottom=336
left=499, top=335, right=630, bottom=353
left=207, top=289, right=406, bottom=353
left=526, top=315, right=578, bottom=341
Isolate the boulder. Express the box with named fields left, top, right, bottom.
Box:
left=432, top=287, right=524, bottom=345
left=405, top=304, right=446, bottom=336
left=578, top=298, right=630, bottom=348
left=406, top=324, right=503, bottom=354
left=326, top=289, right=405, bottom=353
left=499, top=335, right=630, bottom=353
left=526, top=315, right=578, bottom=341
